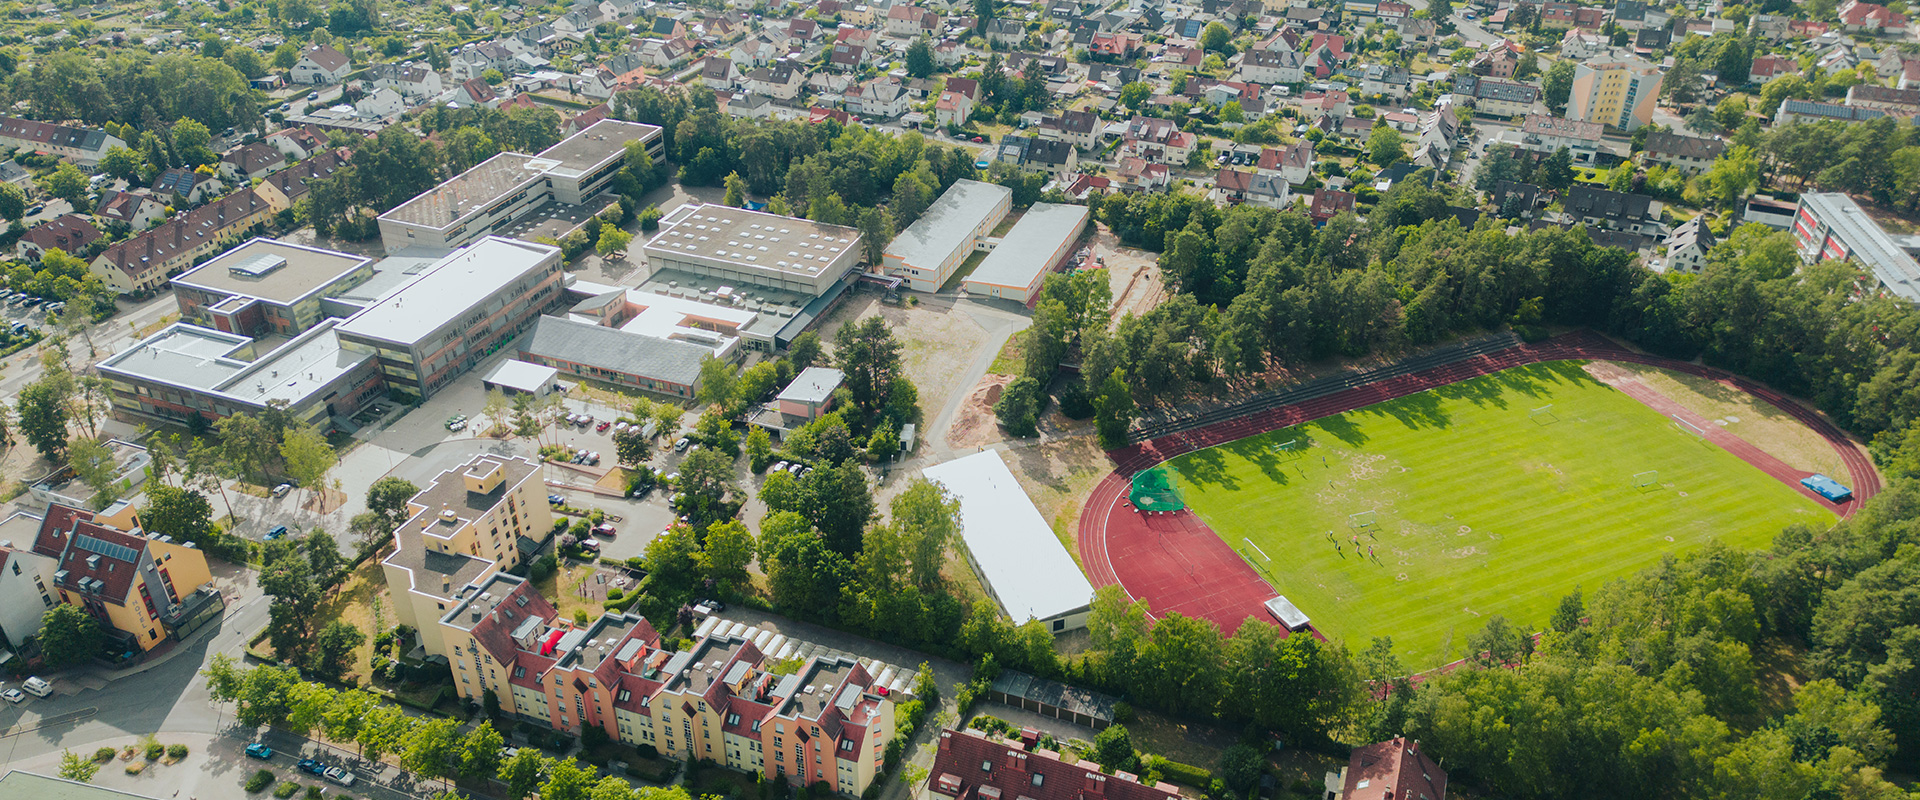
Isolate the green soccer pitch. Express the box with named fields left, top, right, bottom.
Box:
left=1164, top=361, right=1833, bottom=667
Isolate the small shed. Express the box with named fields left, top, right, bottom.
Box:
left=483, top=359, right=560, bottom=398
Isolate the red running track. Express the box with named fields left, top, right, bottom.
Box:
left=1075, top=331, right=1883, bottom=634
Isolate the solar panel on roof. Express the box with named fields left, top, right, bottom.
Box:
left=74, top=535, right=138, bottom=564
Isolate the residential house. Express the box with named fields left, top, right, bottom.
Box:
left=1561, top=29, right=1607, bottom=59
left=150, top=169, right=216, bottom=206
left=725, top=91, right=775, bottom=119
left=701, top=56, right=742, bottom=89
left=997, top=135, right=1079, bottom=177
left=747, top=61, right=806, bottom=100
left=1324, top=738, right=1448, bottom=800
left=452, top=42, right=520, bottom=81
left=17, top=214, right=101, bottom=261
left=847, top=76, right=910, bottom=118
left=1633, top=26, right=1671, bottom=52
left=1057, top=173, right=1111, bottom=200
left=1258, top=140, right=1315, bottom=184
left=923, top=728, right=1182, bottom=800
left=933, top=39, right=967, bottom=66
left=452, top=77, right=503, bottom=109
left=1115, top=156, right=1169, bottom=191
left=788, top=17, right=822, bottom=46
left=368, top=63, right=444, bottom=98
left=934, top=90, right=974, bottom=126
left=1452, top=74, right=1542, bottom=117
left=1240, top=48, right=1305, bottom=84
left=1840, top=0, right=1907, bottom=34
left=1120, top=116, right=1197, bottom=164
left=0, top=532, right=59, bottom=651
left=1664, top=215, right=1715, bottom=273
left=1360, top=64, right=1412, bottom=99
left=0, top=117, right=125, bottom=166
left=1612, top=0, right=1663, bottom=29
left=292, top=44, right=352, bottom=85
left=1565, top=184, right=1661, bottom=234
left=1641, top=131, right=1725, bottom=174
left=1493, top=180, right=1555, bottom=217
left=30, top=502, right=217, bottom=654
left=217, top=142, right=288, bottom=183
left=986, top=18, right=1025, bottom=46
left=1037, top=109, right=1099, bottom=149
left=638, top=37, right=694, bottom=68
left=1749, top=13, right=1793, bottom=39
left=1298, top=88, right=1351, bottom=118
left=1310, top=188, right=1356, bottom=224
left=354, top=87, right=409, bottom=120
left=92, top=190, right=168, bottom=232
left=1213, top=168, right=1293, bottom=208
left=730, top=36, right=780, bottom=68
left=829, top=42, right=867, bottom=71
left=1750, top=53, right=1796, bottom=82
left=91, top=189, right=272, bottom=294
left=1500, top=113, right=1605, bottom=163
left=884, top=4, right=940, bottom=36
left=1541, top=1, right=1578, bottom=28
left=254, top=148, right=350, bottom=213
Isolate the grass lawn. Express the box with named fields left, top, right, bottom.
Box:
left=1163, top=361, right=1832, bottom=668
left=942, top=249, right=992, bottom=292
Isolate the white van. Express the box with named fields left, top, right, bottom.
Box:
left=22, top=677, right=52, bottom=697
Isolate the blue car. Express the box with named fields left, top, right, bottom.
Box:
left=296, top=758, right=326, bottom=776
left=245, top=743, right=274, bottom=760
left=265, top=525, right=289, bottom=540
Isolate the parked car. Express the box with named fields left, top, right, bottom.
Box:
left=2, top=688, right=24, bottom=703
left=265, top=525, right=289, bottom=540
left=772, top=460, right=789, bottom=472
left=673, top=437, right=690, bottom=452
left=548, top=494, right=565, bottom=505
left=323, top=767, right=355, bottom=787
left=613, top=421, right=628, bottom=434
left=591, top=523, right=617, bottom=537
left=22, top=677, right=51, bottom=697
left=597, top=421, right=612, bottom=433
left=271, top=483, right=292, bottom=498
left=297, top=758, right=326, bottom=776
left=579, top=538, right=601, bottom=552
left=245, top=743, right=275, bottom=760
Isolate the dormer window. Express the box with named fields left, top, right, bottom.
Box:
left=727, top=713, right=741, bottom=726
left=1032, top=774, right=1044, bottom=787
left=981, top=761, right=993, bottom=773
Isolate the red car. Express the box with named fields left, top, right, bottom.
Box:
left=971, top=136, right=985, bottom=143
left=596, top=421, right=612, bottom=433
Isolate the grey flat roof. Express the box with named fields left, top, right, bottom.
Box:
left=336, top=237, right=560, bottom=346
left=171, top=238, right=371, bottom=305
left=380, top=152, right=549, bottom=229
left=966, top=203, right=1089, bottom=290
left=225, top=321, right=374, bottom=405
left=98, top=320, right=373, bottom=408
left=533, top=119, right=663, bottom=178
left=1801, top=193, right=1920, bottom=302
left=884, top=179, right=1011, bottom=269
left=520, top=314, right=710, bottom=387
left=484, top=359, right=559, bottom=392
left=921, top=450, right=1094, bottom=622
left=644, top=203, right=861, bottom=280
left=98, top=324, right=252, bottom=389
left=776, top=366, right=843, bottom=404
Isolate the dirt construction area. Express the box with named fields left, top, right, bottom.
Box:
left=813, top=293, right=992, bottom=425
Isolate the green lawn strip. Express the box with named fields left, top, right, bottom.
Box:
left=942, top=249, right=991, bottom=292
left=1165, top=361, right=1830, bottom=668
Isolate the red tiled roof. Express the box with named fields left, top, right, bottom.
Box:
left=21, top=214, right=101, bottom=256
left=34, top=505, right=149, bottom=605
left=928, top=729, right=1180, bottom=800
left=95, top=189, right=270, bottom=278
left=1341, top=738, right=1447, bottom=800
left=262, top=148, right=350, bottom=203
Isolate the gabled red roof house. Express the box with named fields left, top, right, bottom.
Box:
left=926, top=728, right=1182, bottom=800
left=1326, top=738, right=1447, bottom=800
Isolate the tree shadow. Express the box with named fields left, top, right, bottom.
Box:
left=1221, top=436, right=1292, bottom=486
left=1361, top=388, right=1453, bottom=431
left=1314, top=414, right=1369, bottom=448
left=1174, top=447, right=1238, bottom=490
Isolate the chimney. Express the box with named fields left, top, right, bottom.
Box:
left=1084, top=773, right=1106, bottom=796
left=1004, top=750, right=1026, bottom=773
left=443, top=575, right=452, bottom=592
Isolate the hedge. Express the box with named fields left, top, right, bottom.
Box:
left=1148, top=756, right=1212, bottom=788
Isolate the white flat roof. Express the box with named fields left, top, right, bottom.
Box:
left=967, top=203, right=1089, bottom=290
left=483, top=359, right=559, bottom=393
left=336, top=236, right=559, bottom=346
left=885, top=179, right=1011, bottom=268
left=608, top=288, right=755, bottom=355
left=921, top=450, right=1094, bottom=623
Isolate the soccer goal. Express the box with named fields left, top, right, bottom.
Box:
left=1529, top=404, right=1558, bottom=425
left=1633, top=470, right=1660, bottom=490
left=1270, top=438, right=1304, bottom=461
left=1348, top=509, right=1378, bottom=529
left=1672, top=415, right=1709, bottom=440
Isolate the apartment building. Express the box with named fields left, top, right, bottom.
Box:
left=29, top=503, right=217, bottom=653
left=1567, top=58, right=1662, bottom=130
left=91, top=189, right=274, bottom=294
left=432, top=571, right=901, bottom=796
left=382, top=455, right=553, bottom=659
left=1792, top=192, right=1920, bottom=302
left=1640, top=131, right=1725, bottom=175
left=0, top=513, right=58, bottom=649
left=923, top=728, right=1182, bottom=800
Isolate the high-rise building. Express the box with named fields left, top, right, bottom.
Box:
left=1566, top=59, right=1662, bottom=131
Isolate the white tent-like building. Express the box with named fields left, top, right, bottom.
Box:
left=922, top=449, right=1095, bottom=632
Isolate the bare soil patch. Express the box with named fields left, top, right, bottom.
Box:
left=1001, top=434, right=1111, bottom=567
left=814, top=295, right=990, bottom=419
left=1588, top=361, right=1848, bottom=479
left=949, top=374, right=1015, bottom=451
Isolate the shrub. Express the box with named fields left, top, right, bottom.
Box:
left=273, top=781, right=299, bottom=799
left=305, top=786, right=324, bottom=799
left=168, top=743, right=189, bottom=760
left=94, top=747, right=114, bottom=762
left=245, top=770, right=275, bottom=792
left=145, top=741, right=165, bottom=760
left=1153, top=756, right=1213, bottom=788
